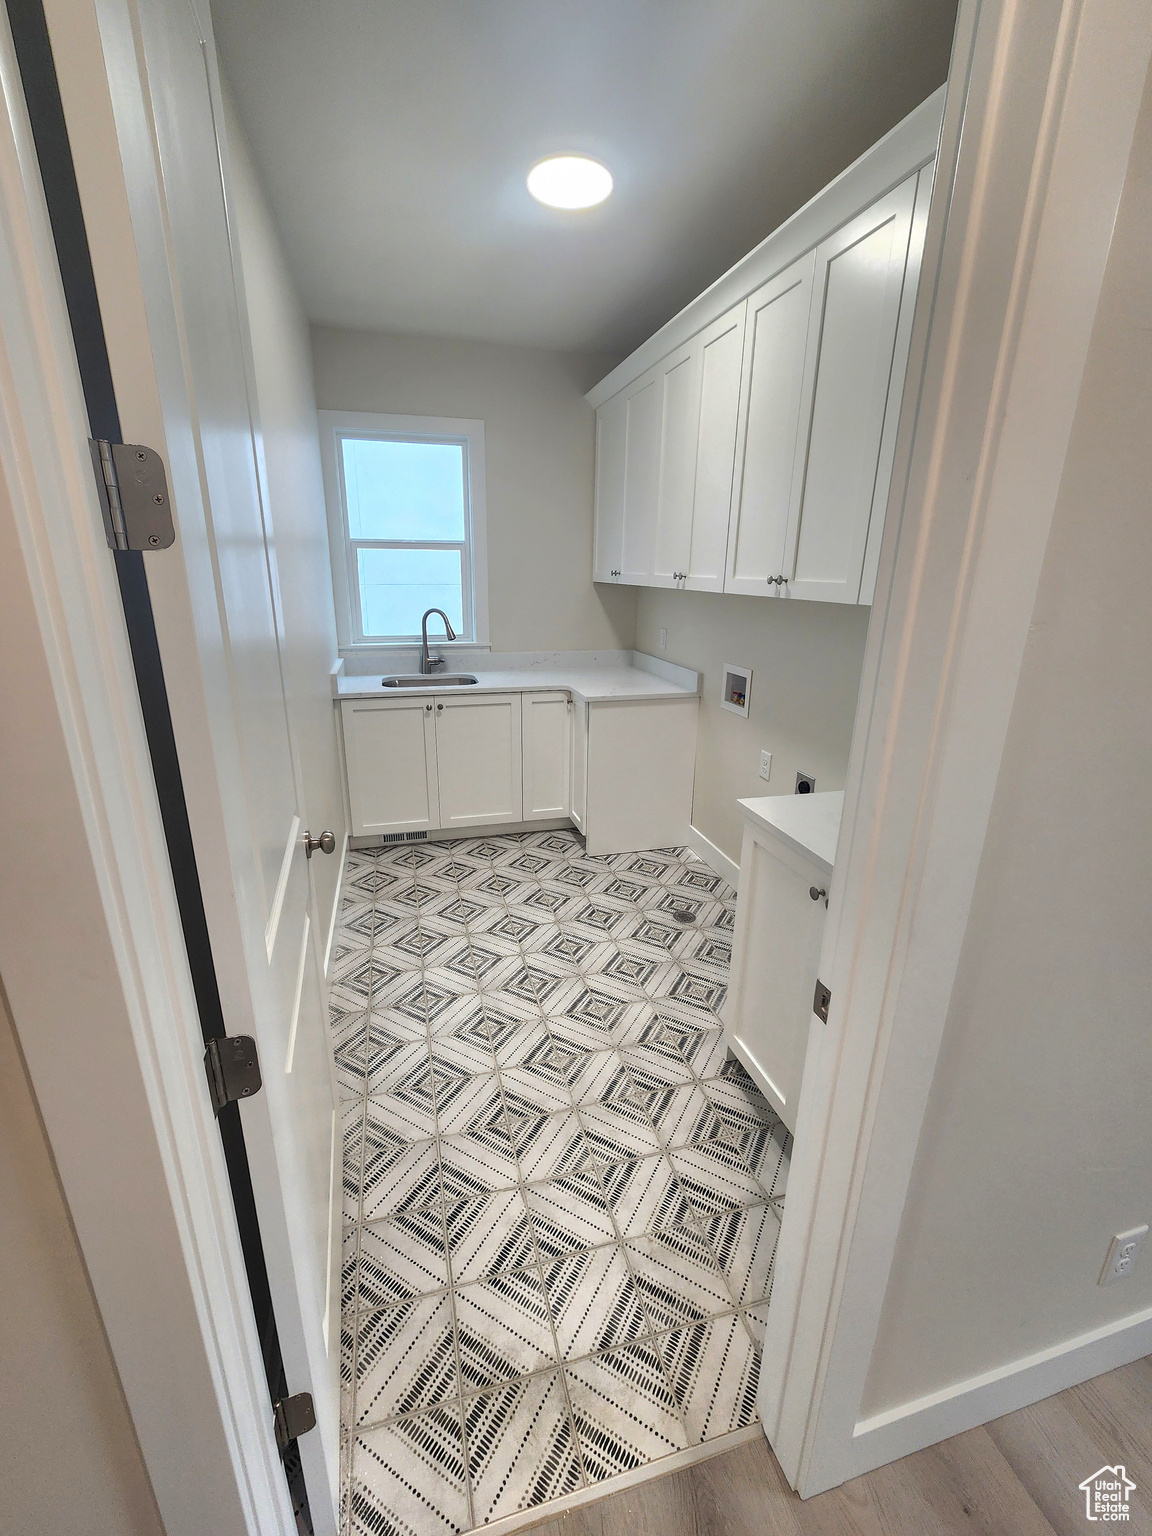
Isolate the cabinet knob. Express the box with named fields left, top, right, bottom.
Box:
left=425, top=702, right=432, bottom=711
left=305, top=829, right=336, bottom=858
left=809, top=886, right=828, bottom=907
left=437, top=702, right=444, bottom=711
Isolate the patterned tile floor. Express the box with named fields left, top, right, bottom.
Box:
left=333, top=829, right=790, bottom=1535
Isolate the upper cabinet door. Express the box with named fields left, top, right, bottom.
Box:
left=724, top=253, right=816, bottom=596
left=593, top=391, right=627, bottom=582
left=619, top=369, right=663, bottom=584
left=651, top=341, right=700, bottom=589
left=784, top=175, right=917, bottom=603
left=686, top=306, right=747, bottom=591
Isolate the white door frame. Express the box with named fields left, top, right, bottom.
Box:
left=761, top=0, right=1152, bottom=1497
left=2, top=1, right=1151, bottom=1532
left=0, top=10, right=295, bottom=1534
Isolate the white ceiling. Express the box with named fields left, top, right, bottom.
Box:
left=212, top=0, right=956, bottom=358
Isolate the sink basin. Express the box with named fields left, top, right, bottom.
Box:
left=381, top=674, right=479, bottom=688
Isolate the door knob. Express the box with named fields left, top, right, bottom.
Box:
left=809, top=885, right=828, bottom=907
left=305, top=829, right=336, bottom=858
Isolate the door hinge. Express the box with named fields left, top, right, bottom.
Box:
left=89, top=439, right=175, bottom=551
left=204, top=1035, right=262, bottom=1115
left=813, top=979, right=832, bottom=1025
left=273, top=1392, right=316, bottom=1457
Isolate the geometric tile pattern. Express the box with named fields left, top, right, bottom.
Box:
left=336, top=830, right=790, bottom=1533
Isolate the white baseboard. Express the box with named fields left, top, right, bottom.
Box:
left=322, top=829, right=350, bottom=978
left=686, top=823, right=740, bottom=890
left=833, top=1303, right=1152, bottom=1489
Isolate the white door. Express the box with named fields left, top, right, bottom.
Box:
left=619, top=368, right=662, bottom=584
left=64, top=0, right=341, bottom=1522
left=723, top=828, right=827, bottom=1134
left=434, top=693, right=524, bottom=826
left=725, top=252, right=816, bottom=596
left=651, top=340, right=699, bottom=589
left=593, top=392, right=626, bottom=581
left=785, top=176, right=917, bottom=602
left=522, top=692, right=572, bottom=820
left=342, top=697, right=440, bottom=835
left=686, top=306, right=746, bottom=591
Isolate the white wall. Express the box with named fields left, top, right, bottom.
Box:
left=310, top=326, right=637, bottom=655
left=223, top=92, right=347, bottom=934
left=860, top=59, right=1152, bottom=1417
left=636, top=589, right=870, bottom=865
left=0, top=982, right=166, bottom=1536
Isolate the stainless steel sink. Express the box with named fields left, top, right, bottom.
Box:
left=381, top=674, right=479, bottom=688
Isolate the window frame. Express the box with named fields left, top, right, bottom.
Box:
left=318, top=409, right=489, bottom=650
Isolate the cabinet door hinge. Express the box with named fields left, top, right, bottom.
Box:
left=204, top=1035, right=262, bottom=1115
left=813, top=979, right=831, bottom=1025
left=89, top=439, right=175, bottom=551
left=273, top=1392, right=316, bottom=1457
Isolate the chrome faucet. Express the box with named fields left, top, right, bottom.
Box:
left=420, top=608, right=456, bottom=674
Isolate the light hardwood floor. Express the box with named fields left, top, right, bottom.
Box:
left=522, top=1357, right=1152, bottom=1536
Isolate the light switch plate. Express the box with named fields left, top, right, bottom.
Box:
left=759, top=750, right=772, bottom=782
left=659, top=628, right=667, bottom=651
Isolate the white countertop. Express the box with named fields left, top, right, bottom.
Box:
left=737, top=789, right=844, bottom=875
left=332, top=650, right=700, bottom=706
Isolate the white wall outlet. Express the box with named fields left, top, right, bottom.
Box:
left=759, top=750, right=772, bottom=782
left=1099, top=1224, right=1149, bottom=1286
left=659, top=628, right=667, bottom=651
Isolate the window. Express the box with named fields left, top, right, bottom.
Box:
left=319, top=410, right=488, bottom=647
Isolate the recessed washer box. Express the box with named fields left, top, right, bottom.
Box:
left=721, top=663, right=752, bottom=718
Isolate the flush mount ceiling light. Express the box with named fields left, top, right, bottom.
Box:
left=527, top=155, right=613, bottom=210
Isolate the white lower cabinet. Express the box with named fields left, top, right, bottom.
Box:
left=723, top=821, right=829, bottom=1135
left=433, top=693, right=523, bottom=829
left=341, top=695, right=439, bottom=836
left=583, top=696, right=698, bottom=856
left=569, top=698, right=587, bottom=833
left=521, top=691, right=571, bottom=821
left=341, top=692, right=524, bottom=836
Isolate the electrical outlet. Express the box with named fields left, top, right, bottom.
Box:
left=796, top=772, right=815, bottom=794
left=1100, top=1225, right=1149, bottom=1286
left=759, top=750, right=772, bottom=782
left=659, top=628, right=667, bottom=651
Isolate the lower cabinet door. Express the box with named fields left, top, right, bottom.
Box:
left=433, top=693, right=524, bottom=828
left=723, top=825, right=827, bottom=1133
left=341, top=697, right=439, bottom=836
left=521, top=692, right=571, bottom=821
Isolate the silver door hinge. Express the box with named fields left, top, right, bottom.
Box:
left=89, top=439, right=175, bottom=551
left=813, top=979, right=831, bottom=1025
left=204, top=1035, right=262, bottom=1115
left=273, top=1392, right=316, bottom=1457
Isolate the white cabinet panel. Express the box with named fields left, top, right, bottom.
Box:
left=434, top=693, right=523, bottom=828
left=785, top=176, right=917, bottom=603
left=570, top=697, right=588, bottom=834
left=593, top=392, right=627, bottom=582
left=652, top=343, right=699, bottom=589
left=620, top=371, right=662, bottom=584
left=341, top=697, right=438, bottom=836
left=687, top=306, right=746, bottom=591
left=522, top=692, right=571, bottom=821
left=723, top=826, right=826, bottom=1134
left=725, top=253, right=815, bottom=596
left=583, top=697, right=698, bottom=856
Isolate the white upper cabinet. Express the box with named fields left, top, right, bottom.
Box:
left=725, top=254, right=815, bottom=595
left=783, top=174, right=918, bottom=603
left=592, top=390, right=626, bottom=581
left=588, top=90, right=942, bottom=607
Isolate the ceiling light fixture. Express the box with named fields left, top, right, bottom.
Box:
left=527, top=155, right=613, bottom=210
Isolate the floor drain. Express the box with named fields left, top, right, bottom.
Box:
left=670, top=907, right=696, bottom=924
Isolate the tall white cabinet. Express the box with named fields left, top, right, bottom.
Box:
left=588, top=90, right=942, bottom=608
